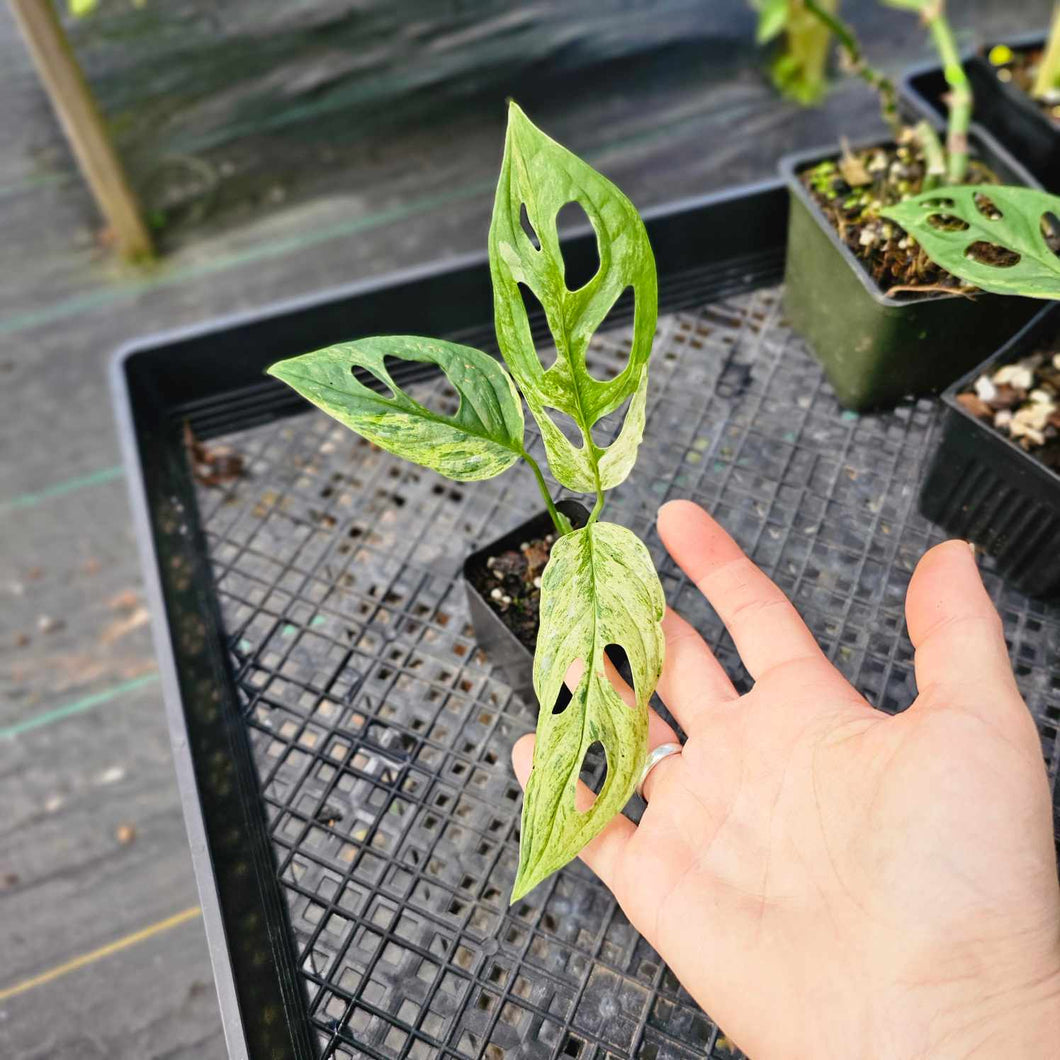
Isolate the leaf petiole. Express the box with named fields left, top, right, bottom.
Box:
left=923, top=2, right=972, bottom=184
left=520, top=448, right=571, bottom=535
left=586, top=483, right=606, bottom=527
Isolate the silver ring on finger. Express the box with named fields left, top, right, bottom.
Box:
left=636, top=742, right=682, bottom=800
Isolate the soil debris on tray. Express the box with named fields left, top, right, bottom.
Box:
left=985, top=44, right=1060, bottom=126
left=467, top=530, right=557, bottom=650
left=109, top=589, right=140, bottom=611
left=100, top=606, right=151, bottom=646
left=958, top=347, right=1060, bottom=469
left=801, top=135, right=1002, bottom=295
left=183, top=421, right=245, bottom=487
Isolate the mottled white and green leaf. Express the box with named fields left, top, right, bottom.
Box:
left=881, top=186, right=1060, bottom=299
left=267, top=106, right=668, bottom=904
left=267, top=336, right=525, bottom=481
left=512, top=521, right=665, bottom=902
left=489, top=102, right=658, bottom=494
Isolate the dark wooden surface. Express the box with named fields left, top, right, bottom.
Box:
left=0, top=3, right=1051, bottom=1057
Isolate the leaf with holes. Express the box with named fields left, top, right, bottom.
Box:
left=489, top=102, right=658, bottom=494
left=267, top=337, right=525, bottom=480
left=512, top=520, right=665, bottom=902
left=881, top=186, right=1060, bottom=299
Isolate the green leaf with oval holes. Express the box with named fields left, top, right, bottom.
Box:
left=512, top=520, right=665, bottom=902
left=489, top=102, right=658, bottom=494
left=267, top=336, right=525, bottom=480
left=881, top=185, right=1060, bottom=299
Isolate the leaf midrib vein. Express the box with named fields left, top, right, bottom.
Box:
left=530, top=526, right=603, bottom=882
left=510, top=131, right=604, bottom=490
left=283, top=367, right=521, bottom=455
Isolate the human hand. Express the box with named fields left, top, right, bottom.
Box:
left=512, top=500, right=1060, bottom=1059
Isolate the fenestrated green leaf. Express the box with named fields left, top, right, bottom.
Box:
left=881, top=186, right=1060, bottom=299
left=512, top=521, right=665, bottom=902
left=267, top=336, right=525, bottom=481
left=489, top=102, right=658, bottom=494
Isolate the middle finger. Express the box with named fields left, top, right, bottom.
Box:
left=655, top=607, right=739, bottom=734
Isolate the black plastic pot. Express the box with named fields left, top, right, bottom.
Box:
left=902, top=35, right=1060, bottom=194
left=780, top=128, right=1040, bottom=411
left=463, top=498, right=588, bottom=696
left=919, top=303, right=1060, bottom=598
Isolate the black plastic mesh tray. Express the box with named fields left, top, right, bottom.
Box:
left=113, top=183, right=1060, bottom=1060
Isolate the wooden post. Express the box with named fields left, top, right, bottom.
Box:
left=9, top=0, right=153, bottom=260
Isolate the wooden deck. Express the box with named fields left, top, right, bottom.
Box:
left=0, top=2, right=1051, bottom=1057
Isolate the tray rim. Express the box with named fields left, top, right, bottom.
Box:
left=109, top=178, right=785, bottom=377
left=112, top=348, right=256, bottom=1060
left=110, top=177, right=790, bottom=1060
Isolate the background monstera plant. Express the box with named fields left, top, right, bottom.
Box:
left=752, top=0, right=838, bottom=106
left=796, top=0, right=1060, bottom=300
left=882, top=186, right=1060, bottom=299
left=269, top=101, right=666, bottom=902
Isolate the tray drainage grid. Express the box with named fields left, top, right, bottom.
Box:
left=192, top=285, right=1060, bottom=1060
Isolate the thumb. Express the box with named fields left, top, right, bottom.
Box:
left=905, top=540, right=1021, bottom=713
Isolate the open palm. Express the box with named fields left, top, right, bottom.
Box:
left=512, top=500, right=1060, bottom=1059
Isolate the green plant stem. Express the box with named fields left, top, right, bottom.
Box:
left=913, top=119, right=946, bottom=190
left=1033, top=4, right=1060, bottom=98
left=521, top=449, right=569, bottom=535
left=923, top=1, right=971, bottom=183
left=587, top=484, right=606, bottom=527
left=803, top=0, right=902, bottom=139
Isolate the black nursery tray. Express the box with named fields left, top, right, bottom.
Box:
left=113, top=182, right=1060, bottom=1060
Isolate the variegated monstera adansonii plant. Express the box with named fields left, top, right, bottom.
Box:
left=267, top=102, right=665, bottom=902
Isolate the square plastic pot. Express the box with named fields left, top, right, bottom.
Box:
left=901, top=35, right=1060, bottom=194
left=967, top=40, right=1060, bottom=195
left=919, top=302, right=1060, bottom=598
left=779, top=127, right=1040, bottom=411
left=463, top=498, right=589, bottom=695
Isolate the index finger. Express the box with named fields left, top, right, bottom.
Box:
left=657, top=500, right=829, bottom=683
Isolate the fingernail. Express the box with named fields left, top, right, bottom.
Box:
left=966, top=540, right=978, bottom=561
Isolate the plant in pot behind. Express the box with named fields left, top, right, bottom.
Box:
left=267, top=103, right=665, bottom=903
left=781, top=0, right=1057, bottom=411
left=953, top=13, right=1060, bottom=193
